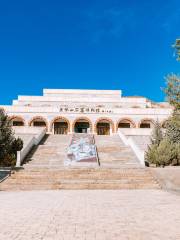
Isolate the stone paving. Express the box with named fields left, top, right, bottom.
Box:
left=0, top=190, right=180, bottom=240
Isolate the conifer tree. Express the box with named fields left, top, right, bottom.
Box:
left=173, top=39, right=180, bottom=61
left=150, top=120, right=163, bottom=146
left=163, top=73, right=180, bottom=144
left=165, top=112, right=180, bottom=144
left=145, top=120, right=163, bottom=166
left=163, top=74, right=180, bottom=111
left=0, top=109, right=14, bottom=162
left=0, top=109, right=23, bottom=166
left=146, top=42, right=180, bottom=167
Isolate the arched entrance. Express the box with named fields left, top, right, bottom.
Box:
left=95, top=118, right=114, bottom=135
left=9, top=116, right=25, bottom=126
left=140, top=122, right=151, bottom=128
left=97, top=122, right=110, bottom=135
left=117, top=118, right=136, bottom=129
left=51, top=117, right=70, bottom=135
left=139, top=119, right=154, bottom=128
left=29, top=117, right=47, bottom=128
left=73, top=118, right=92, bottom=133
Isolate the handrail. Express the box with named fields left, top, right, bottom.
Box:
left=16, top=128, right=46, bottom=167
left=93, top=134, right=100, bottom=166
left=127, top=137, right=145, bottom=166
left=118, top=130, right=145, bottom=167
left=16, top=136, right=35, bottom=167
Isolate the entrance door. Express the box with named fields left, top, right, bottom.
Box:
left=54, top=122, right=68, bottom=134
left=12, top=121, right=24, bottom=126
left=140, top=123, right=151, bottom=128
left=33, top=121, right=46, bottom=127
left=118, top=122, right=130, bottom=128
left=97, top=123, right=110, bottom=135
left=74, top=122, right=89, bottom=133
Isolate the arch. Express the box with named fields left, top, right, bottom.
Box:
left=28, top=116, right=48, bottom=129
left=72, top=116, right=93, bottom=133
left=116, top=118, right=136, bottom=130
left=8, top=115, right=25, bottom=126
left=138, top=118, right=155, bottom=128
left=50, top=116, right=70, bottom=134
left=94, top=117, right=115, bottom=135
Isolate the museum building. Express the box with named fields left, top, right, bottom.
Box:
left=0, top=89, right=172, bottom=135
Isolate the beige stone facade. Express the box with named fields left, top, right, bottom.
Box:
left=0, top=89, right=172, bottom=135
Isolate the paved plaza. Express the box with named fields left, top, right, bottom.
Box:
left=0, top=190, right=180, bottom=240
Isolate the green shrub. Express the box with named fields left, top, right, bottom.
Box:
left=145, top=144, right=158, bottom=165
left=171, top=143, right=180, bottom=166
left=11, top=137, right=23, bottom=153
left=145, top=120, right=164, bottom=166
left=155, top=139, right=176, bottom=166
left=0, top=153, right=16, bottom=167
left=146, top=138, right=179, bottom=167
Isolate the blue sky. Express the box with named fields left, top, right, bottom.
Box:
left=0, top=0, right=179, bottom=104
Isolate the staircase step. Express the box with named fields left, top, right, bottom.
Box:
left=0, top=134, right=160, bottom=191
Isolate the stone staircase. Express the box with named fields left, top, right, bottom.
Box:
left=95, top=135, right=141, bottom=168
left=0, top=168, right=159, bottom=190
left=24, top=134, right=70, bottom=169
left=0, top=134, right=160, bottom=191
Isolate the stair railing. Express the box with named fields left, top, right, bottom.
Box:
left=118, top=130, right=145, bottom=167
left=93, top=135, right=100, bottom=166
left=16, top=128, right=46, bottom=167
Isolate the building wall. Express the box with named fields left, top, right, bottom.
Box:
left=0, top=89, right=172, bottom=134
left=1, top=109, right=172, bottom=134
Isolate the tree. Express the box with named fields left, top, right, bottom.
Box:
left=0, top=109, right=14, bottom=162
left=145, top=120, right=163, bottom=166
left=0, top=109, right=23, bottom=167
left=146, top=40, right=180, bottom=167
left=155, top=138, right=177, bottom=167
left=145, top=138, right=179, bottom=167
left=163, top=72, right=180, bottom=144
left=150, top=120, right=163, bottom=145
left=165, top=113, right=180, bottom=144
left=173, top=39, right=180, bottom=61
left=145, top=143, right=158, bottom=166
left=163, top=74, right=180, bottom=111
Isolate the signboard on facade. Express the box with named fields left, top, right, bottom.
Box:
left=59, top=107, right=113, bottom=114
